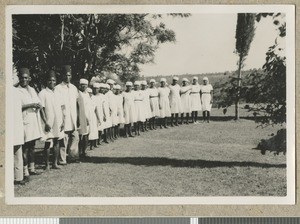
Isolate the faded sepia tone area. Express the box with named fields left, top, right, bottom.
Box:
left=0, top=0, right=299, bottom=217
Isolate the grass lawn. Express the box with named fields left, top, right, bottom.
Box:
left=14, top=107, right=286, bottom=197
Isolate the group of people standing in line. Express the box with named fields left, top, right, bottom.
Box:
left=13, top=65, right=213, bottom=185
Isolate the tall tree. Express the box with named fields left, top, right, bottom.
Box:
left=234, top=13, right=256, bottom=120
left=13, top=14, right=189, bottom=90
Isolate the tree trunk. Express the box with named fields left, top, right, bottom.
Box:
left=235, top=56, right=243, bottom=120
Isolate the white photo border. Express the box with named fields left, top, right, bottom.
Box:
left=5, top=4, right=296, bottom=205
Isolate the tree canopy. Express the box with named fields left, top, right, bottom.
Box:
left=13, top=14, right=189, bottom=90
left=218, top=13, right=286, bottom=126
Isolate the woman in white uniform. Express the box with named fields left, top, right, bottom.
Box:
left=200, top=77, right=214, bottom=123
left=114, top=84, right=125, bottom=138
left=91, top=83, right=103, bottom=146
left=158, top=78, right=171, bottom=128
left=102, top=84, right=113, bottom=143
left=122, top=81, right=136, bottom=137
left=106, top=79, right=118, bottom=141
left=78, top=79, right=91, bottom=157
left=133, top=81, right=145, bottom=136
left=148, top=79, right=159, bottom=130
left=39, top=71, right=64, bottom=170
left=141, top=80, right=151, bottom=131
left=180, top=78, right=192, bottom=124
left=96, top=83, right=106, bottom=145
left=169, top=77, right=182, bottom=127
left=87, top=87, right=99, bottom=150
left=17, top=68, right=43, bottom=177
left=190, top=76, right=202, bottom=124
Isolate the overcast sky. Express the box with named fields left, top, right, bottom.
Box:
left=140, top=14, right=279, bottom=77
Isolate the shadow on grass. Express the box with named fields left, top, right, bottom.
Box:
left=80, top=156, right=286, bottom=169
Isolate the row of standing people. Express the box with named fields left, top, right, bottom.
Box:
left=13, top=65, right=213, bottom=185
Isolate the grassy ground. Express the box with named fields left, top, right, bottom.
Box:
left=14, top=107, right=286, bottom=197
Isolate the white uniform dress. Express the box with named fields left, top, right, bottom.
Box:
left=190, top=84, right=202, bottom=111
left=169, top=84, right=182, bottom=114
left=39, top=87, right=64, bottom=141
left=133, top=90, right=146, bottom=122
left=102, top=93, right=112, bottom=129
left=55, top=82, right=79, bottom=132
left=200, top=84, right=213, bottom=111
left=13, top=87, right=24, bottom=146
left=122, top=91, right=136, bottom=124
left=78, top=91, right=91, bottom=136
left=141, top=89, right=152, bottom=119
left=88, top=97, right=99, bottom=140
left=158, top=87, right=171, bottom=118
left=148, top=88, right=160, bottom=117
left=180, top=86, right=192, bottom=113
left=18, top=85, right=43, bottom=143
left=107, top=90, right=118, bottom=126
left=116, top=94, right=125, bottom=124
left=92, top=94, right=104, bottom=131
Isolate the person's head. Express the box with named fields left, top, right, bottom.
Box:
left=172, top=77, right=179, bottom=85
left=134, top=81, right=140, bottom=91
left=99, top=83, right=106, bottom=94
left=149, top=79, right=156, bottom=88
left=203, top=77, right=209, bottom=85
left=192, top=76, right=198, bottom=85
left=182, top=78, right=189, bottom=86
left=18, top=67, right=31, bottom=88
left=114, top=84, right=121, bottom=94
left=160, top=78, right=166, bottom=87
left=92, top=83, right=100, bottom=95
left=107, top=79, right=115, bottom=90
left=79, top=78, right=88, bottom=92
left=61, top=65, right=72, bottom=84
left=125, top=82, right=133, bottom=91
left=104, top=84, right=110, bottom=94
left=87, top=87, right=93, bottom=97
left=141, top=81, right=147, bottom=90
left=46, top=70, right=57, bottom=90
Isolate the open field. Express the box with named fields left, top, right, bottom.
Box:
left=14, top=107, right=286, bottom=197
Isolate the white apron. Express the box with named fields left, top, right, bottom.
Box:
left=55, top=82, right=78, bottom=132
left=190, top=84, right=202, bottom=111
left=18, top=85, right=43, bottom=143
left=141, top=89, right=152, bottom=119
left=102, top=93, right=112, bottom=129
left=39, top=87, right=64, bottom=141
left=133, top=90, right=146, bottom=122
left=158, top=87, right=171, bottom=118
left=201, top=84, right=213, bottom=111
left=169, top=84, right=182, bottom=114
left=122, top=91, right=137, bottom=124
left=116, top=94, right=125, bottom=124
left=148, top=88, right=160, bottom=117
left=180, top=85, right=192, bottom=113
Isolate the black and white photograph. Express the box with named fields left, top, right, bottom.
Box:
left=5, top=5, right=295, bottom=205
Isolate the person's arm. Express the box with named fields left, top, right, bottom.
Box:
left=95, top=107, right=101, bottom=125
left=22, top=103, right=41, bottom=111
left=158, top=91, right=162, bottom=110
left=210, top=87, right=214, bottom=104
left=76, top=99, right=80, bottom=128
left=60, top=105, right=65, bottom=132
left=200, top=89, right=203, bottom=104
left=180, top=86, right=191, bottom=94
left=40, top=107, right=51, bottom=132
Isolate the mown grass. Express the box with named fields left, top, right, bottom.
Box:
left=14, top=107, right=286, bottom=197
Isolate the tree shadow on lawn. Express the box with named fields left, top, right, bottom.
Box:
left=80, top=156, right=286, bottom=169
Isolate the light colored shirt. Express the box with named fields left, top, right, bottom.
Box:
left=55, top=82, right=79, bottom=132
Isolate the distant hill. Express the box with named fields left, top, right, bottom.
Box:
left=141, top=69, right=261, bottom=86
